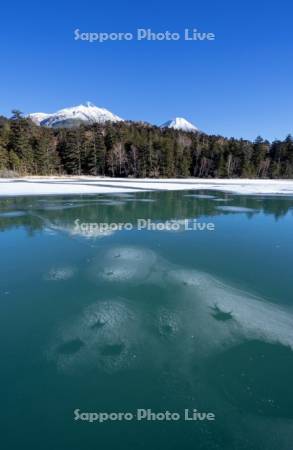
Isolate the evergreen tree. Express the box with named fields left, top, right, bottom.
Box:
left=0, top=114, right=293, bottom=180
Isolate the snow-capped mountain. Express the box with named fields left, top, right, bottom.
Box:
left=29, top=102, right=123, bottom=128
left=28, top=104, right=199, bottom=133
left=161, top=117, right=198, bottom=132
left=29, top=112, right=52, bottom=125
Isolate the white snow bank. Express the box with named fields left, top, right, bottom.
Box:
left=1, top=176, right=293, bottom=196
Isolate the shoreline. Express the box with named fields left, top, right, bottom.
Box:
left=1, top=176, right=293, bottom=197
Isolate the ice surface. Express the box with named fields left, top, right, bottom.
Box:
left=91, top=246, right=157, bottom=283
left=2, top=177, right=293, bottom=196
left=45, top=266, right=76, bottom=281
left=47, top=246, right=293, bottom=384
left=47, top=299, right=140, bottom=374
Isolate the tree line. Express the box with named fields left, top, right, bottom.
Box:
left=0, top=111, right=293, bottom=178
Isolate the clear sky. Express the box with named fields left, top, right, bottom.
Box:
left=1, top=0, right=293, bottom=141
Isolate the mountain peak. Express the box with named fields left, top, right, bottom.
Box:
left=28, top=104, right=199, bottom=133
left=28, top=102, right=123, bottom=128
left=161, top=117, right=198, bottom=132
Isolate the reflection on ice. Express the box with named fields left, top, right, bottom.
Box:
left=0, top=210, right=26, bottom=218
left=216, top=206, right=257, bottom=213
left=184, top=194, right=216, bottom=199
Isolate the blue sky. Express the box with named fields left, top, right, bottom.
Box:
left=1, top=0, right=293, bottom=141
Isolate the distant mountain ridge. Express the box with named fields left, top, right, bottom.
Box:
left=28, top=102, right=123, bottom=128
left=28, top=102, right=199, bottom=132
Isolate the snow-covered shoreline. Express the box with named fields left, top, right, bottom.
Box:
left=1, top=176, right=293, bottom=197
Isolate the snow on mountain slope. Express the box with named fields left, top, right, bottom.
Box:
left=29, top=102, right=123, bottom=128
left=161, top=117, right=198, bottom=132
left=28, top=112, right=52, bottom=125
left=29, top=105, right=199, bottom=133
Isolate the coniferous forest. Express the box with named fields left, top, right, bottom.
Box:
left=1, top=111, right=293, bottom=178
